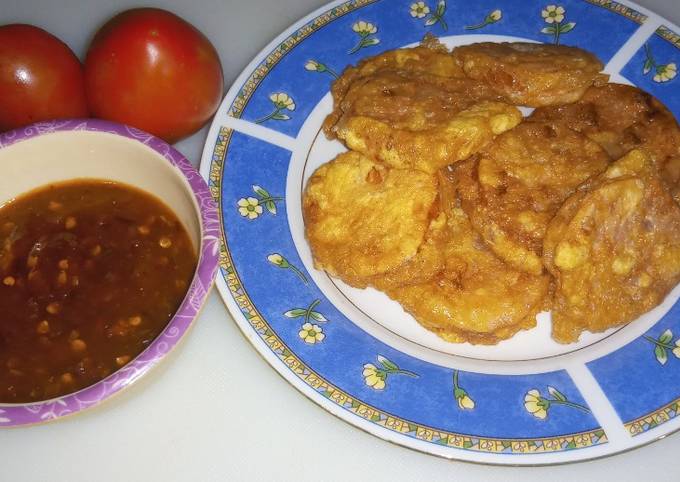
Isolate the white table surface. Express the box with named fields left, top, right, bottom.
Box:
left=2, top=0, right=680, bottom=480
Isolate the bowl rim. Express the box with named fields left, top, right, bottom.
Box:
left=0, top=118, right=220, bottom=427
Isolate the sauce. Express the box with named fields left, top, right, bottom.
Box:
left=0, top=180, right=197, bottom=402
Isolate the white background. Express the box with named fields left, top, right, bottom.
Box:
left=2, top=0, right=679, bottom=480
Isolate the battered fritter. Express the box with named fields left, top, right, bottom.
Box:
left=336, top=100, right=522, bottom=173
left=302, top=151, right=438, bottom=286
left=324, top=37, right=468, bottom=138
left=370, top=212, right=448, bottom=289
left=457, top=121, right=610, bottom=275
left=381, top=167, right=551, bottom=344
left=531, top=83, right=680, bottom=201
left=325, top=70, right=502, bottom=133
left=451, top=42, right=606, bottom=107
left=303, top=39, right=680, bottom=346
left=544, top=150, right=680, bottom=343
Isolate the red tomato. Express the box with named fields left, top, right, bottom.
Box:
left=84, top=8, right=224, bottom=143
left=0, top=25, right=88, bottom=131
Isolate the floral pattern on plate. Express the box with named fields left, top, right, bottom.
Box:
left=202, top=0, right=680, bottom=465
left=231, top=0, right=643, bottom=139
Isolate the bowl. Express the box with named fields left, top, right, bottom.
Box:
left=0, top=119, right=219, bottom=426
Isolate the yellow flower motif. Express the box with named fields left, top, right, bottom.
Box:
left=542, top=5, right=565, bottom=23
left=257, top=94, right=296, bottom=123
left=362, top=363, right=386, bottom=390
left=304, top=60, right=320, bottom=71
left=269, top=253, right=308, bottom=283
left=269, top=92, right=296, bottom=111
left=303, top=59, right=338, bottom=78
left=450, top=435, right=466, bottom=447
left=237, top=197, right=262, bottom=219
left=478, top=439, right=494, bottom=451
left=511, top=441, right=529, bottom=452
left=452, top=370, right=475, bottom=410
left=352, top=21, right=377, bottom=35
left=574, top=434, right=591, bottom=447
left=267, top=253, right=285, bottom=266
left=410, top=2, right=430, bottom=18
left=416, top=427, right=433, bottom=441
left=362, top=356, right=417, bottom=390
left=465, top=8, right=501, bottom=30
left=457, top=393, right=475, bottom=410
left=544, top=438, right=561, bottom=451
left=524, top=389, right=548, bottom=419
left=673, top=339, right=680, bottom=358
left=656, top=411, right=670, bottom=423
left=654, top=63, right=677, bottom=83
left=629, top=422, right=643, bottom=435
left=298, top=322, right=325, bottom=344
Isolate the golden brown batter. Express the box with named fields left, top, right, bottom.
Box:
left=302, top=151, right=437, bottom=286
left=381, top=167, right=551, bottom=344
left=336, top=100, right=522, bottom=174
left=303, top=38, right=680, bottom=345
left=544, top=150, right=680, bottom=343
left=531, top=83, right=680, bottom=202
left=451, top=42, right=607, bottom=107
left=457, top=121, right=609, bottom=275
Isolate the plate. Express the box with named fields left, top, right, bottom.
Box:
left=200, top=0, right=680, bottom=464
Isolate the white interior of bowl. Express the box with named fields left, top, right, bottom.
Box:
left=0, top=131, right=200, bottom=250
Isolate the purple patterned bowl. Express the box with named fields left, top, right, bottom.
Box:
left=0, top=119, right=219, bottom=427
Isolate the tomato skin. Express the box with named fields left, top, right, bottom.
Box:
left=84, top=8, right=224, bottom=143
left=0, top=25, right=88, bottom=131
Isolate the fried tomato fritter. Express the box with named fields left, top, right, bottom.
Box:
left=457, top=121, right=610, bottom=275
left=302, top=151, right=438, bottom=285
left=451, top=42, right=606, bottom=107
left=323, top=39, right=467, bottom=136
left=381, top=167, right=551, bottom=344
left=544, top=150, right=680, bottom=343
left=371, top=212, right=448, bottom=289
left=329, top=36, right=461, bottom=95
left=531, top=83, right=680, bottom=200
left=336, top=101, right=522, bottom=173
left=325, top=70, right=502, bottom=134
left=304, top=39, right=680, bottom=346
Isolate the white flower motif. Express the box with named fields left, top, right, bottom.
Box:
left=410, top=2, right=430, bottom=18
left=352, top=21, right=377, bottom=35
left=237, top=197, right=262, bottom=219
left=269, top=92, right=295, bottom=111
left=541, top=5, right=565, bottom=23
left=654, top=63, right=677, bottom=83
left=489, top=9, right=502, bottom=21
left=298, top=322, right=325, bottom=344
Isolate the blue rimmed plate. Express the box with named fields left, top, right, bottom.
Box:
left=200, top=0, right=680, bottom=465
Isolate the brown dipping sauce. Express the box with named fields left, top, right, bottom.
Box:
left=0, top=180, right=197, bottom=403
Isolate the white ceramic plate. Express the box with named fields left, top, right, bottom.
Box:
left=200, top=0, right=680, bottom=464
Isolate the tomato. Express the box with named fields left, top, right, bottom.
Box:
left=0, top=24, right=88, bottom=131
left=84, top=8, right=224, bottom=143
